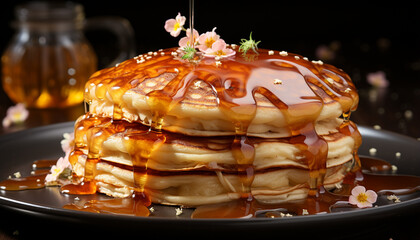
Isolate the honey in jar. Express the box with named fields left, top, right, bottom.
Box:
left=1, top=1, right=135, bottom=108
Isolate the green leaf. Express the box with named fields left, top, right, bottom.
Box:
left=181, top=46, right=197, bottom=60
left=239, top=32, right=261, bottom=55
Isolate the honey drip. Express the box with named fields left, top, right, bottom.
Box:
left=192, top=156, right=420, bottom=218
left=290, top=122, right=328, bottom=195
left=79, top=48, right=360, bottom=206
left=1, top=132, right=420, bottom=218
left=123, top=127, right=165, bottom=206
left=0, top=48, right=370, bottom=218
left=61, top=119, right=127, bottom=195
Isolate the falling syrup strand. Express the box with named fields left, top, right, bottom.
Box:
left=189, top=0, right=194, bottom=48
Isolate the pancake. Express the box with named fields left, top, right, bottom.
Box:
left=82, top=161, right=348, bottom=206
left=68, top=114, right=360, bottom=206
left=62, top=47, right=362, bottom=210
left=85, top=48, right=359, bottom=138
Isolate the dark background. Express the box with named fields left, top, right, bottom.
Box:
left=2, top=2, right=420, bottom=88
left=1, top=1, right=420, bottom=137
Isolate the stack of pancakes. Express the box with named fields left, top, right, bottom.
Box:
left=69, top=48, right=361, bottom=206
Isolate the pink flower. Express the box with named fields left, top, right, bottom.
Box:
left=164, top=13, right=186, bottom=37
left=178, top=28, right=199, bottom=48
left=60, top=132, right=74, bottom=154
left=348, top=186, right=377, bottom=208
left=2, top=103, right=29, bottom=128
left=197, top=27, right=220, bottom=52
left=45, top=132, right=73, bottom=185
left=45, top=155, right=72, bottom=184
left=204, top=39, right=236, bottom=58
left=367, top=71, right=389, bottom=88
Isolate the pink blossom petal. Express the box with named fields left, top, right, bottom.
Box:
left=45, top=160, right=64, bottom=183
left=365, top=190, right=378, bottom=203
left=178, top=37, right=189, bottom=48
left=175, top=12, right=186, bottom=26
left=197, top=27, right=220, bottom=52
left=55, top=157, right=66, bottom=169
left=164, top=13, right=186, bottom=37
left=61, top=132, right=74, bottom=153
left=2, top=118, right=11, bottom=128
left=203, top=39, right=236, bottom=58
left=367, top=71, right=389, bottom=88
left=185, top=28, right=199, bottom=39
left=45, top=171, right=56, bottom=183
left=348, top=185, right=377, bottom=208
left=211, top=39, right=227, bottom=51
left=357, top=201, right=373, bottom=208
left=2, top=103, right=29, bottom=128
left=178, top=29, right=199, bottom=48
left=170, top=28, right=183, bottom=38
left=223, top=48, right=236, bottom=57
left=348, top=195, right=358, bottom=205
left=351, top=185, right=366, bottom=196
left=164, top=19, right=176, bottom=33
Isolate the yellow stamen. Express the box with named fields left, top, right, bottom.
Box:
left=53, top=167, right=62, bottom=177
left=205, top=38, right=215, bottom=48
left=173, top=22, right=180, bottom=31
left=215, top=50, right=225, bottom=56
left=357, top=193, right=368, bottom=203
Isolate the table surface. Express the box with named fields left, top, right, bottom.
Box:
left=0, top=84, right=419, bottom=239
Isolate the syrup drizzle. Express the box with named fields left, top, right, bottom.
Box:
left=66, top=48, right=360, bottom=210
left=1, top=48, right=380, bottom=218
left=191, top=156, right=420, bottom=218
left=2, top=156, right=420, bottom=219
left=0, top=160, right=54, bottom=190
left=0, top=173, right=46, bottom=191
left=63, top=196, right=150, bottom=217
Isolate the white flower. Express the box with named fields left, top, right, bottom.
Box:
left=61, top=132, right=74, bottom=153
left=204, top=39, right=236, bottom=58
left=45, top=156, right=71, bottom=183
left=178, top=28, right=199, bottom=49
left=197, top=27, right=220, bottom=52
left=348, top=186, right=377, bottom=208
left=2, top=103, right=29, bottom=128
left=45, top=132, right=73, bottom=184
left=164, top=13, right=186, bottom=37
left=367, top=71, right=389, bottom=88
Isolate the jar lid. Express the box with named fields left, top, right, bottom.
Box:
left=14, top=1, right=85, bottom=29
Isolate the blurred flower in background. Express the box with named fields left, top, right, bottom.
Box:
left=2, top=103, right=29, bottom=128
left=367, top=71, right=389, bottom=88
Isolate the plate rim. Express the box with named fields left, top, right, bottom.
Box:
left=0, top=122, right=419, bottom=228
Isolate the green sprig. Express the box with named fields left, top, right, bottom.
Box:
left=181, top=46, right=197, bottom=60
left=239, top=32, right=261, bottom=55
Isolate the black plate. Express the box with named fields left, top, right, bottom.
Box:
left=0, top=122, right=419, bottom=239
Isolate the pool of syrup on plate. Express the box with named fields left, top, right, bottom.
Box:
left=1, top=156, right=419, bottom=218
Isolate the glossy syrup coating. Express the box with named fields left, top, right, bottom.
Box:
left=83, top=47, right=359, bottom=195
left=1, top=48, right=420, bottom=218
left=86, top=48, right=359, bottom=126
left=62, top=47, right=362, bottom=216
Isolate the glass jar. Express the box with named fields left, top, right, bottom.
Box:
left=1, top=1, right=135, bottom=108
